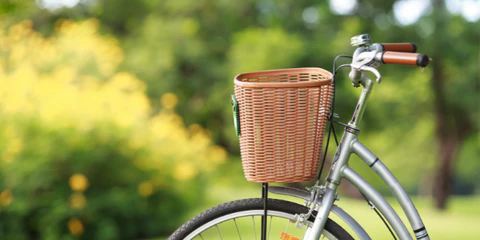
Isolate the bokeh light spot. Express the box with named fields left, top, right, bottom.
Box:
left=69, top=174, right=89, bottom=192
left=161, top=93, right=179, bottom=109
left=138, top=181, right=154, bottom=197
left=69, top=193, right=87, bottom=209
left=393, top=0, right=431, bottom=26
left=68, top=218, right=84, bottom=236
left=0, top=189, right=13, bottom=206
left=173, top=162, right=197, bottom=181
left=302, top=7, right=319, bottom=24
left=329, top=0, right=358, bottom=15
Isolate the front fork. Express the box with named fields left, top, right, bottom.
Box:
left=303, top=130, right=357, bottom=240
left=303, top=188, right=338, bottom=239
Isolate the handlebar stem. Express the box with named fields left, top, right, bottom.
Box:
left=348, top=74, right=374, bottom=129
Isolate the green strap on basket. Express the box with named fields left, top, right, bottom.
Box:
left=231, top=94, right=240, bottom=136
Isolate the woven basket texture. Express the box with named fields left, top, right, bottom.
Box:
left=234, top=68, right=333, bottom=182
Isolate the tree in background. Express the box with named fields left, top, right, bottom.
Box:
left=427, top=0, right=479, bottom=209
left=1, top=0, right=479, bottom=212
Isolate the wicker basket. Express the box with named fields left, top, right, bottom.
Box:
left=233, top=68, right=333, bottom=183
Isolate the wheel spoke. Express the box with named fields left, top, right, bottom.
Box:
left=282, top=219, right=290, bottom=240
left=252, top=216, right=257, bottom=240
left=215, top=224, right=223, bottom=240
left=176, top=199, right=346, bottom=240
left=233, top=218, right=242, bottom=240
left=267, top=216, right=272, bottom=240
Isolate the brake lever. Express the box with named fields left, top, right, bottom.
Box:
left=358, top=65, right=382, bottom=84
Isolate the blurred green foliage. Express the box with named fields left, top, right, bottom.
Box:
left=0, top=20, right=226, bottom=238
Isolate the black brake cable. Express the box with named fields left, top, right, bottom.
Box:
left=316, top=55, right=352, bottom=180
left=360, top=192, right=398, bottom=240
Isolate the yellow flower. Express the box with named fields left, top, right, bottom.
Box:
left=68, top=218, right=84, bottom=236
left=0, top=189, right=13, bottom=206
left=69, top=193, right=87, bottom=209
left=138, top=181, right=154, bottom=197
left=161, top=93, right=178, bottom=109
left=173, top=162, right=197, bottom=181
left=69, top=174, right=89, bottom=192
left=209, top=146, right=228, bottom=164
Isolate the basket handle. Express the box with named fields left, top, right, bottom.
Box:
left=231, top=95, right=240, bottom=136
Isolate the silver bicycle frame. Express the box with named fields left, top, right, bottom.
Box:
left=279, top=75, right=430, bottom=240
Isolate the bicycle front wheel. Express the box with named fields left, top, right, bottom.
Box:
left=169, top=198, right=353, bottom=240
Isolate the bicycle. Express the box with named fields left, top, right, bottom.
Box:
left=169, top=34, right=431, bottom=240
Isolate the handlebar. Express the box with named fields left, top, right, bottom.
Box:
left=347, top=34, right=430, bottom=86
left=380, top=43, right=417, bottom=53
left=380, top=51, right=429, bottom=67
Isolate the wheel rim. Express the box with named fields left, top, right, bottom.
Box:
left=184, top=210, right=338, bottom=240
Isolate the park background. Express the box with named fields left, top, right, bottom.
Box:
left=0, top=0, right=478, bottom=239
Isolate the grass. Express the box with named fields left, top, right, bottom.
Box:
left=165, top=161, right=480, bottom=239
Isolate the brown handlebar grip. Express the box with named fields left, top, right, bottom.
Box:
left=381, top=43, right=417, bottom=53
left=381, top=52, right=429, bottom=67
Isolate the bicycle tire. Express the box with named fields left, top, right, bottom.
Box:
left=169, top=198, right=354, bottom=240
